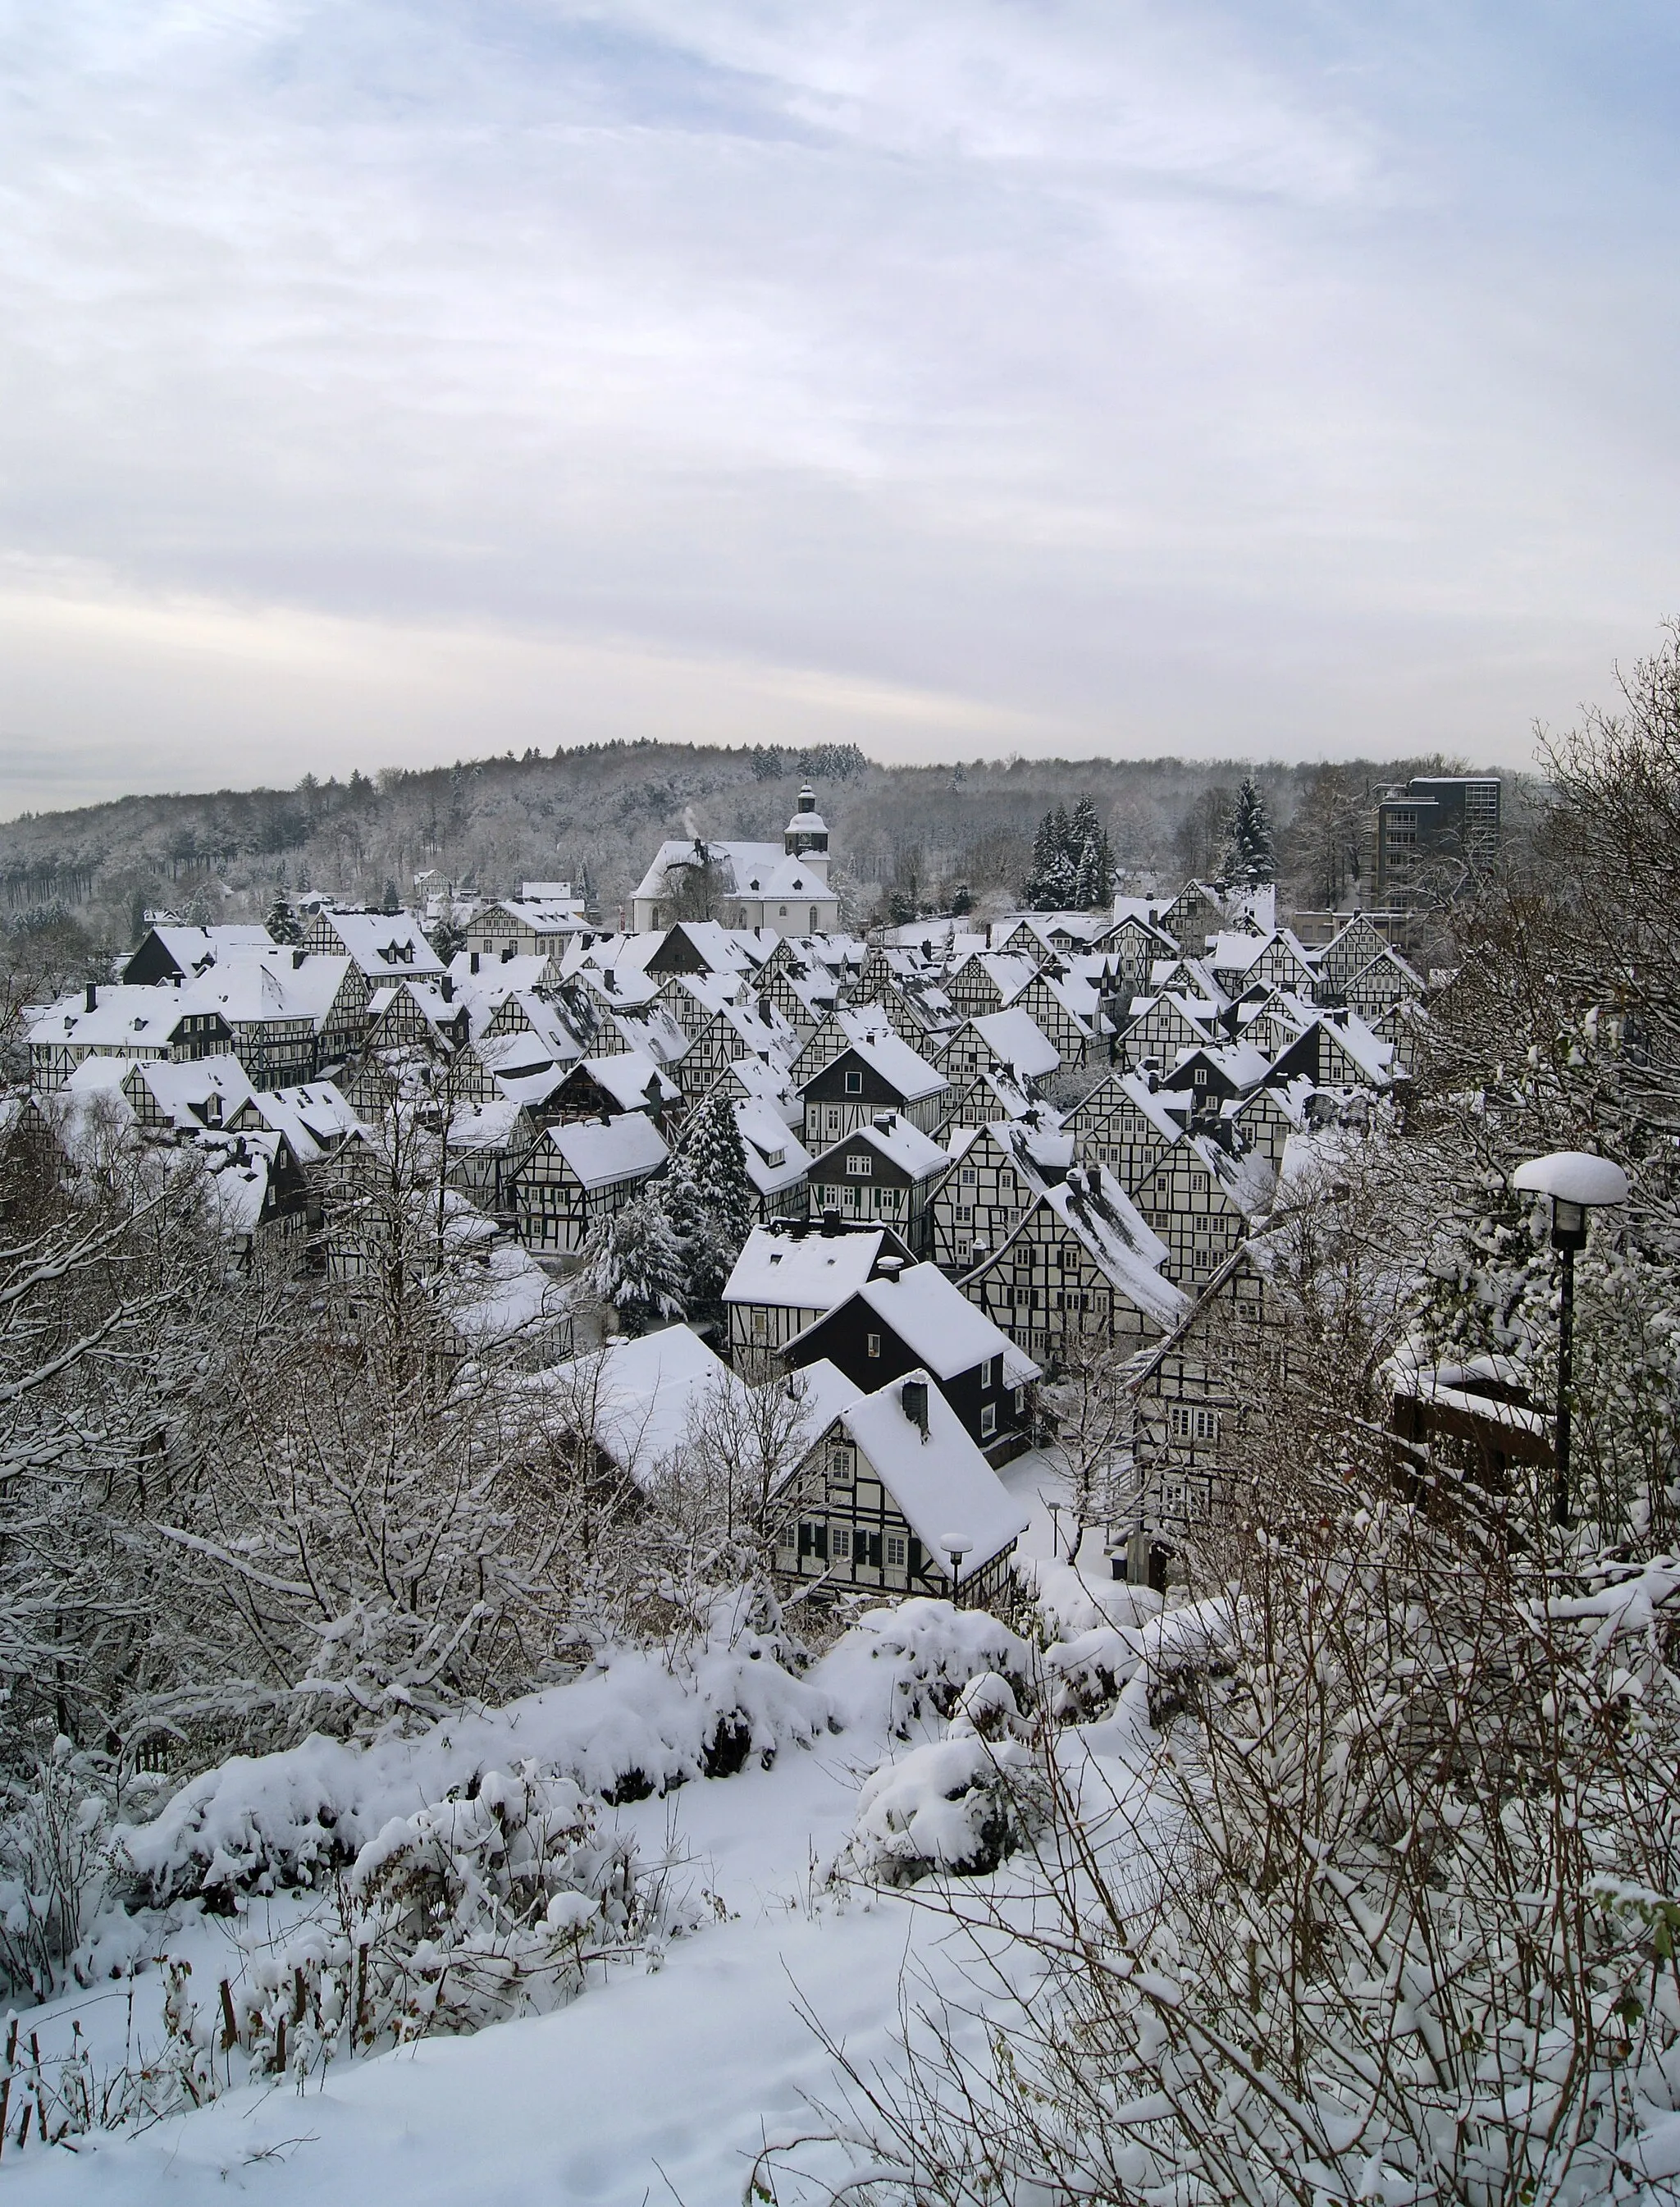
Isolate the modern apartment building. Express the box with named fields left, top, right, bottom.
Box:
left=1371, top=776, right=1501, bottom=902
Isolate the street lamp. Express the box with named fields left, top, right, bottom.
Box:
left=941, top=1533, right=972, bottom=1609
left=1509, top=1150, right=1629, bottom=1527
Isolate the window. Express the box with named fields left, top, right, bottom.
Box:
left=979, top=1356, right=994, bottom=1391
left=980, top=1403, right=998, bottom=1439
left=866, top=1332, right=882, bottom=1359
left=1014, top=1386, right=1026, bottom=1412
left=828, top=1446, right=851, bottom=1478
left=846, top=1154, right=873, bottom=1177
left=830, top=1526, right=851, bottom=1561
left=1168, top=1405, right=1221, bottom=1444
left=885, top=1533, right=907, bottom=1569
left=797, top=1521, right=829, bottom=1561
left=843, top=1070, right=863, bottom=1094
left=956, top=1204, right=972, bottom=1222
left=778, top=905, right=788, bottom=917
left=1194, top=1067, right=1208, bottom=1086
left=751, top=1310, right=769, bottom=1341
left=956, top=1241, right=971, bottom=1261
left=961, top=1167, right=976, bottom=1185
left=854, top=1529, right=883, bottom=1570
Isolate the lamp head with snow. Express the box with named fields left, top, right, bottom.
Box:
left=1509, top=1151, right=1628, bottom=1252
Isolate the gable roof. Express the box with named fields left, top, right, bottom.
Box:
left=533, top=1325, right=751, bottom=1489
left=723, top=1218, right=911, bottom=1309
left=820, top=1372, right=1029, bottom=1570
left=808, top=1021, right=947, bottom=1104
left=811, top=1112, right=950, bottom=1182
left=541, top=1113, right=669, bottom=1190
left=792, top=1261, right=1037, bottom=1384
left=317, top=912, right=445, bottom=978
left=969, top=1008, right=1060, bottom=1080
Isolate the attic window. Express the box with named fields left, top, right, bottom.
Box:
left=846, top=1154, right=873, bottom=1177
left=866, top=1332, right=882, bottom=1359
left=843, top=1070, right=862, bottom=1094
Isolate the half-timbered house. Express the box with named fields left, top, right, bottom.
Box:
left=799, top=1025, right=949, bottom=1151
left=961, top=1163, right=1187, bottom=1369
left=722, top=1216, right=915, bottom=1379
left=929, top=1114, right=1072, bottom=1273
left=806, top=1112, right=951, bottom=1257
left=771, top=1369, right=1029, bottom=1606
left=782, top=1258, right=1039, bottom=1462
left=511, top=1113, right=669, bottom=1257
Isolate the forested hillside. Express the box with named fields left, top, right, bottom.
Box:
left=0, top=739, right=1500, bottom=937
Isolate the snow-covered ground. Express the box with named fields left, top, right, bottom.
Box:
left=0, top=1451, right=1145, bottom=2207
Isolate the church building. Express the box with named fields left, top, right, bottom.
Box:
left=631, top=786, right=842, bottom=937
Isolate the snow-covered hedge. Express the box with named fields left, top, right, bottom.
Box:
left=120, top=1635, right=835, bottom=1905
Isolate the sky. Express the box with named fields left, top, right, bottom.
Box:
left=2, top=1, right=1678, bottom=815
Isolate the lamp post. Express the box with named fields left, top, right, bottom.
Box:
left=1509, top=1151, right=1629, bottom=1528
left=942, top=1533, right=972, bottom=1610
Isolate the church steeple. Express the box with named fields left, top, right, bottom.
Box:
left=783, top=784, right=830, bottom=877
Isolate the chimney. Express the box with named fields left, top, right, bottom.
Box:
left=441, top=976, right=454, bottom=1003
left=470, top=951, right=481, bottom=973
left=873, top=1111, right=894, bottom=1131
left=878, top=1255, right=904, bottom=1282
left=84, top=983, right=97, bottom=1012
left=822, top=1207, right=840, bottom=1236
left=901, top=1376, right=929, bottom=1439
left=292, top=948, right=305, bottom=969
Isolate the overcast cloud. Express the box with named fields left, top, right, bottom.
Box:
left=2, top=1, right=1677, bottom=811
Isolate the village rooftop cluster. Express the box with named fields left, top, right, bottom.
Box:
left=9, top=785, right=1429, bottom=1599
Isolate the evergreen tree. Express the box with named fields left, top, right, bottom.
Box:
left=1223, top=777, right=1276, bottom=886
left=266, top=896, right=303, bottom=946
left=1024, top=797, right=1113, bottom=909
left=664, top=1088, right=756, bottom=1304
left=586, top=1193, right=687, bottom=1332
left=381, top=879, right=402, bottom=915
left=1069, top=795, right=1114, bottom=907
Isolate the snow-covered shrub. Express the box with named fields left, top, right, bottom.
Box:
left=1042, top=1590, right=1233, bottom=1724
left=821, top=1504, right=1680, bottom=2203
left=842, top=1714, right=1047, bottom=1887
left=818, top=1599, right=1034, bottom=1740
left=0, top=1749, right=112, bottom=2000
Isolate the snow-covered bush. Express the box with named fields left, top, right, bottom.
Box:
left=819, top=1599, right=1034, bottom=1741
left=843, top=1729, right=1044, bottom=1887
left=0, top=1748, right=112, bottom=2000
left=820, top=1502, right=1680, bottom=2203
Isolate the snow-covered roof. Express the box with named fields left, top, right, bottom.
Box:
left=634, top=839, right=834, bottom=907
left=969, top=1008, right=1059, bottom=1080
left=125, top=924, right=276, bottom=980
left=1029, top=1164, right=1188, bottom=1329
left=812, top=1113, right=950, bottom=1182
left=795, top=1261, right=1035, bottom=1384
left=181, top=954, right=354, bottom=1026
left=826, top=1372, right=1029, bottom=1570
left=534, top=1325, right=753, bottom=1488
left=319, top=912, right=445, bottom=977
left=29, top=985, right=190, bottom=1049
left=1171, top=1039, right=1273, bottom=1091
left=810, top=1021, right=947, bottom=1104
left=733, top=1098, right=814, bottom=1196
left=490, top=894, right=591, bottom=935
left=442, top=1239, right=573, bottom=1348
left=541, top=1113, right=670, bottom=1190
left=250, top=1081, right=367, bottom=1163
left=443, top=1097, right=529, bottom=1152
left=578, top=1051, right=681, bottom=1113
left=724, top=1220, right=904, bottom=1310
left=785, top=1356, right=865, bottom=1436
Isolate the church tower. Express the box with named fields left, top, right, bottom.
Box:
left=783, top=784, right=830, bottom=880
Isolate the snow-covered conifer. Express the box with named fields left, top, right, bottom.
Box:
left=586, top=1190, right=687, bottom=1331
left=1222, top=775, right=1275, bottom=884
